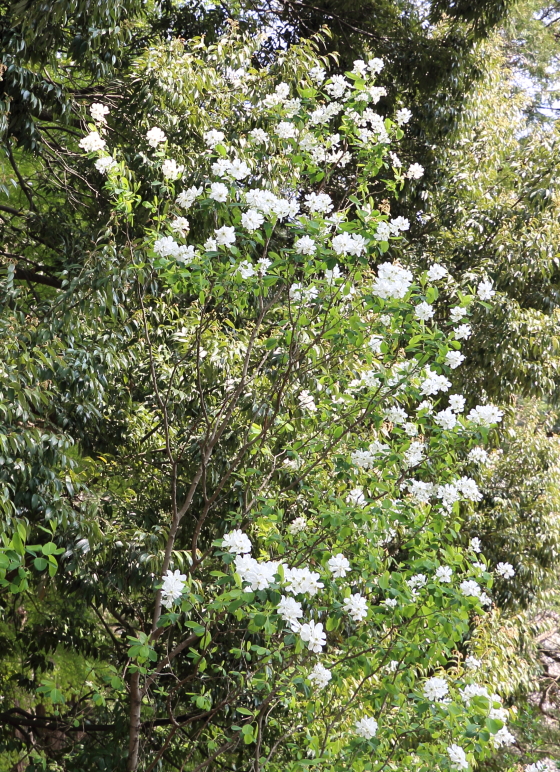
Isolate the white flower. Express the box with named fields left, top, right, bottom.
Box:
left=209, top=182, right=229, bottom=202
left=355, top=716, right=378, bottom=739
left=146, top=127, right=166, bottom=147
left=423, top=676, right=448, bottom=701
left=407, top=573, right=427, bottom=591
left=257, top=257, right=271, bottom=275
left=290, top=283, right=318, bottom=303
left=403, top=422, right=419, bottom=437
left=204, top=237, right=217, bottom=252
left=491, top=727, right=515, bottom=748
left=447, top=744, right=469, bottom=770
left=332, top=233, right=366, bottom=256
left=445, top=351, right=465, bottom=369
left=161, top=569, right=187, bottom=608
left=263, top=82, right=291, bottom=106
left=153, top=236, right=194, bottom=262
left=309, top=662, right=332, bottom=689
left=526, top=763, right=547, bottom=772
left=79, top=131, right=106, bottom=152
left=212, top=158, right=250, bottom=180
left=352, top=58, right=368, bottom=75
left=372, top=262, right=413, bottom=299
left=470, top=537, right=482, bottom=553
left=436, top=566, right=452, bottom=583
left=417, top=400, right=433, bottom=413
left=204, top=129, right=225, bottom=148
left=385, top=405, right=408, bottom=424
left=395, top=107, right=412, bottom=125
left=94, top=156, right=117, bottom=174
left=408, top=480, right=434, bottom=504
left=162, top=159, right=184, bottom=180
left=477, top=280, right=495, bottom=300
left=456, top=476, right=482, bottom=501
left=496, top=562, right=515, bottom=579
left=437, top=482, right=460, bottom=510
left=294, top=235, right=316, bottom=255
left=454, top=324, right=472, bottom=340
left=170, top=217, right=190, bottom=236
left=450, top=307, right=466, bottom=323
left=277, top=595, right=303, bottom=630
left=276, top=121, right=297, bottom=139
left=238, top=260, right=256, bottom=279
left=288, top=517, right=307, bottom=534
left=388, top=151, right=402, bottom=167
left=407, top=163, right=424, bottom=179
left=404, top=440, right=425, bottom=467
left=328, top=553, right=350, bottom=578
left=305, top=192, right=333, bottom=214
left=222, top=529, right=252, bottom=554
left=298, top=620, right=326, bottom=652
left=309, top=66, right=326, bottom=83
left=460, top=683, right=490, bottom=704
left=235, top=556, right=281, bottom=590
left=215, top=225, right=236, bottom=247
left=449, top=395, right=466, bottom=413
left=325, top=75, right=349, bottom=99
left=241, top=209, right=264, bottom=232
left=383, top=597, right=397, bottom=608
left=368, top=335, right=383, bottom=354
left=177, top=185, right=202, bottom=209
left=249, top=128, right=268, bottom=144
left=298, top=390, right=316, bottom=412
left=390, top=216, right=409, bottom=233
left=465, top=655, right=481, bottom=670
left=230, top=158, right=251, bottom=180
left=90, top=103, right=109, bottom=124
left=415, top=301, right=434, bottom=321
left=434, top=408, right=457, bottom=431
left=467, top=405, right=504, bottom=426
left=347, top=487, right=367, bottom=507
left=460, top=580, right=482, bottom=599
left=368, top=57, right=384, bottom=73
left=343, top=593, right=368, bottom=622
left=284, top=567, right=324, bottom=596
left=375, top=221, right=392, bottom=241
left=427, top=263, right=447, bottom=281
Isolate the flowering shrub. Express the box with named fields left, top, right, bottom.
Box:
left=1, top=32, right=515, bottom=772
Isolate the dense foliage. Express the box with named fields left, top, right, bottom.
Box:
left=3, top=1, right=560, bottom=772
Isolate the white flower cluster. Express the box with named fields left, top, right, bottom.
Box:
left=467, top=405, right=504, bottom=426
left=420, top=368, right=451, bottom=396
left=79, top=131, right=106, bottom=152
left=448, top=744, right=469, bottom=770
left=372, top=263, right=413, bottom=299
left=355, top=716, right=378, bottom=739
left=153, top=236, right=195, bottom=263
left=161, top=569, right=186, bottom=609
left=308, top=662, right=332, bottom=689
left=245, top=188, right=299, bottom=219
left=423, top=676, right=448, bottom=702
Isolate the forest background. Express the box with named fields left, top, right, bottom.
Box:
left=3, top=0, right=560, bottom=770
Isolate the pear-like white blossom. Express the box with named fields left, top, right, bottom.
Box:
left=496, top=562, right=515, bottom=579
left=423, top=676, right=448, bottom=701
left=146, top=127, right=166, bottom=147
left=222, top=529, right=252, bottom=554
left=447, top=744, right=469, bottom=770
left=327, top=553, right=350, bottom=578
left=298, top=620, right=326, bottom=652
left=79, top=131, right=106, bottom=152
left=355, top=716, right=378, bottom=739
left=90, top=103, right=109, bottom=124
left=161, top=569, right=187, bottom=608
left=309, top=662, right=332, bottom=689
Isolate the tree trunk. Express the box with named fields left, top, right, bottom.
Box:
left=128, top=671, right=142, bottom=771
